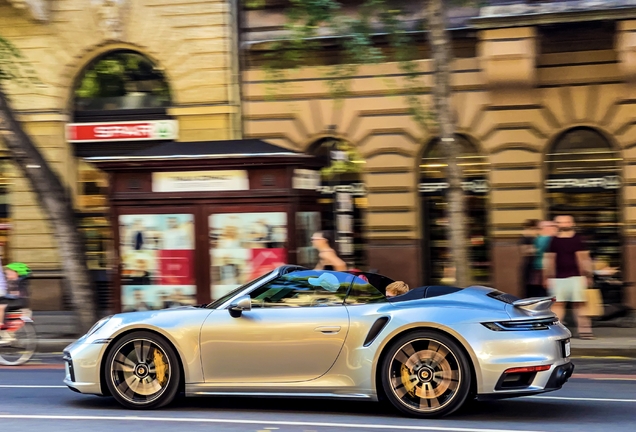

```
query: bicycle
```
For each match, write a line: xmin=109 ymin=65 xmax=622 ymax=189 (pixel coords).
xmin=0 ymin=298 xmax=37 ymax=366
xmin=0 ymin=262 xmax=37 ymax=366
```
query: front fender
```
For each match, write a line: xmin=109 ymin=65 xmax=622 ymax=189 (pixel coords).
xmin=95 ymin=308 xmax=213 ymax=384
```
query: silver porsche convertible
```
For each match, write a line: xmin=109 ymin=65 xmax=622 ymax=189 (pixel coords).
xmin=63 ymin=265 xmax=574 ymax=418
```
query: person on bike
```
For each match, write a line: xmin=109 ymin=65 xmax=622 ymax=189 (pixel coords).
xmin=0 ymin=262 xmax=31 ymax=337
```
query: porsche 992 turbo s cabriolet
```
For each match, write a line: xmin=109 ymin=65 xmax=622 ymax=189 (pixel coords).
xmin=63 ymin=265 xmax=574 ymax=418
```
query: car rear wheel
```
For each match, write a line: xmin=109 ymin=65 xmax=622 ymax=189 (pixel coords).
xmin=105 ymin=331 xmax=180 ymax=409
xmin=380 ymin=330 xmax=472 ymax=418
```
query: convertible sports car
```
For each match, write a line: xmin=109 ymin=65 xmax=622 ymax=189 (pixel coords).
xmin=64 ymin=265 xmax=574 ymax=418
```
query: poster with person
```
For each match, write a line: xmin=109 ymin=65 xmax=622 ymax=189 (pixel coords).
xmin=119 ymin=214 xmax=196 ymax=311
xmin=210 ymin=212 xmax=287 ymax=300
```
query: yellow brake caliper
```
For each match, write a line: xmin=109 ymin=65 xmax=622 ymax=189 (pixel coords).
xmin=400 ymin=364 xmax=417 ymax=397
xmin=153 ymin=349 xmax=168 ymax=386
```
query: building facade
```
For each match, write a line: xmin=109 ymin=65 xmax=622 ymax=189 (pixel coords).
xmin=1 ymin=0 xmax=242 ymax=310
xmin=241 ymin=2 xmax=636 ymax=308
xmin=2 ymin=1 xmax=636 ymax=311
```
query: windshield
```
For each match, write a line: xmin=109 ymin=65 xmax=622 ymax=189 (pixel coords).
xmin=206 ymin=271 xmax=275 ymax=309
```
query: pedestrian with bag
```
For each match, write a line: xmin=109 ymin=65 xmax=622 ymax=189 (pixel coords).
xmin=543 ymin=215 xmax=594 ymax=339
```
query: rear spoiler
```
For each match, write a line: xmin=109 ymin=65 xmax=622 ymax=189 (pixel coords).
xmin=512 ymin=296 xmax=556 ymax=314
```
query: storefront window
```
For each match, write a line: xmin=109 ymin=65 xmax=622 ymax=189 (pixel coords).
xmin=296 ymin=211 xmax=321 ymax=268
xmin=545 ymin=127 xmax=622 ymax=269
xmin=119 ymin=213 xmax=196 ymax=311
xmin=312 ymin=138 xmax=367 ymax=269
xmin=77 ymin=161 xmax=112 ymax=270
xmin=0 ymin=160 xmax=11 ymax=263
xmin=74 ymin=50 xmax=171 ymax=112
xmin=209 ymin=212 xmax=287 ymax=300
xmin=419 ymin=136 xmax=490 ymax=285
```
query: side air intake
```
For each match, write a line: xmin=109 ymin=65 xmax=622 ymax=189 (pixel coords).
xmin=363 ymin=317 xmax=390 ymax=347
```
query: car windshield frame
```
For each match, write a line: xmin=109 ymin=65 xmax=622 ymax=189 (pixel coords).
xmin=206 ymin=267 xmax=391 ymax=309
xmin=206 ymin=271 xmax=277 ymax=309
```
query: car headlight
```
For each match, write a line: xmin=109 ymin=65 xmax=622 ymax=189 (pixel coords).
xmin=86 ymin=316 xmax=112 ymax=337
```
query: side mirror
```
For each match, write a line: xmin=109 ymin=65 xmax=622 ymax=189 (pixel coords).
xmin=228 ymin=295 xmax=252 ymax=318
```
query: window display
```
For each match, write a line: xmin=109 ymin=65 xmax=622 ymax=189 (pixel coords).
xmin=546 ymin=128 xmax=622 ymax=269
xmin=312 ymin=138 xmax=367 ymax=269
xmin=296 ymin=211 xmax=321 ymax=268
xmin=209 ymin=212 xmax=287 ymax=300
xmin=119 ymin=213 xmax=196 ymax=311
xmin=420 ymin=136 xmax=491 ymax=285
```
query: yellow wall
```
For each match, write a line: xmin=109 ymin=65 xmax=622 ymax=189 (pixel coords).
xmin=243 ymin=25 xmax=636 ymax=241
xmin=0 ymin=0 xmax=239 ymax=269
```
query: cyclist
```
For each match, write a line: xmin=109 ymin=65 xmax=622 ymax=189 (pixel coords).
xmin=0 ymin=262 xmax=31 ymax=345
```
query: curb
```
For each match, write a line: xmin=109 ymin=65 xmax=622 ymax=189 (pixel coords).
xmin=572 ymin=347 xmax=636 ymax=358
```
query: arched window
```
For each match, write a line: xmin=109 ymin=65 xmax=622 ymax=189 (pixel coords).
xmin=419 ymin=135 xmax=490 ymax=284
xmin=545 ymin=127 xmax=622 ymax=269
xmin=311 ymin=137 xmax=367 ymax=269
xmin=73 ymin=50 xmax=171 ymax=112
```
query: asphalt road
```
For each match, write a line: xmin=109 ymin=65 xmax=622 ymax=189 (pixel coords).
xmin=0 ymin=357 xmax=634 ymax=432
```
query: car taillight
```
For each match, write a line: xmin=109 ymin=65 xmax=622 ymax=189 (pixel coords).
xmin=482 ymin=318 xmax=558 ymax=331
xmin=504 ymin=365 xmax=551 ymax=374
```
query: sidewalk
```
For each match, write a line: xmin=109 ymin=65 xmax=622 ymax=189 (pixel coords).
xmin=31 ymin=312 xmax=636 ymax=357
xmin=570 ymin=327 xmax=636 ymax=357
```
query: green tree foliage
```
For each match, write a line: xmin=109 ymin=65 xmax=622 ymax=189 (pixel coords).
xmin=250 ymin=0 xmax=475 ymax=285
xmin=0 ymin=36 xmax=38 ymax=85
xmin=258 ymin=0 xmax=430 ymax=125
xmin=75 ymin=51 xmax=170 ymax=100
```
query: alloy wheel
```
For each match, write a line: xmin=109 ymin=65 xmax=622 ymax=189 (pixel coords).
xmin=110 ymin=338 xmax=172 ymax=405
xmin=387 ymin=337 xmax=463 ymax=414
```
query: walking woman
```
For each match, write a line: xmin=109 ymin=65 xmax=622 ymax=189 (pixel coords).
xmin=312 ymin=231 xmax=347 ymax=271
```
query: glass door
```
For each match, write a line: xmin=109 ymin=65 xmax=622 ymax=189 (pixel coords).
xmin=208 ymin=211 xmax=288 ymax=301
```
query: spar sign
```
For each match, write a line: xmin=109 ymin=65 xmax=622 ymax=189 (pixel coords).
xmin=66 ymin=120 xmax=178 ymax=143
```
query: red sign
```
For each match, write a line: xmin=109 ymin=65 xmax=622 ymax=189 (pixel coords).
xmin=158 ymin=250 xmax=194 ymax=286
xmin=249 ymin=248 xmax=287 ymax=280
xmin=66 ymin=120 xmax=178 ymax=143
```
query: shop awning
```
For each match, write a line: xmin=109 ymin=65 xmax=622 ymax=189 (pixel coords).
xmin=82 ymin=139 xmax=307 ymax=162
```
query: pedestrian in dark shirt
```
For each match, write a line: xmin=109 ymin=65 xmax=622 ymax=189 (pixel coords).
xmin=543 ymin=215 xmax=594 ymax=339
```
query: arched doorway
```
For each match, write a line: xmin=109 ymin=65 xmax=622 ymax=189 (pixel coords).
xmin=71 ymin=50 xmax=172 ymax=311
xmin=311 ymin=137 xmax=367 ymax=269
xmin=419 ymin=136 xmax=490 ymax=285
xmin=545 ymin=127 xmax=622 ymax=270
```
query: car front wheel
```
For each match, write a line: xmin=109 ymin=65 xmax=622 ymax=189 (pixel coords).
xmin=380 ymin=330 xmax=472 ymax=418
xmin=105 ymin=331 xmax=181 ymax=409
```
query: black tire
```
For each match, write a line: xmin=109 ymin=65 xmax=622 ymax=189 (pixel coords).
xmin=380 ymin=330 xmax=472 ymax=418
xmin=105 ymin=331 xmax=181 ymax=409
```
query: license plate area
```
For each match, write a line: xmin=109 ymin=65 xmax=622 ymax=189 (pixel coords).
xmin=560 ymin=339 xmax=571 ymax=358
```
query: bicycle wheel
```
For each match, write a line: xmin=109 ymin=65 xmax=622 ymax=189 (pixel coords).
xmin=0 ymin=321 xmax=37 ymax=366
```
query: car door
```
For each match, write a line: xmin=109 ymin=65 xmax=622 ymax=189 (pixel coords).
xmin=200 ymin=270 xmax=353 ymax=383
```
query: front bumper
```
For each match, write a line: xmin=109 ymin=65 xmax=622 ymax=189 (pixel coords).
xmin=63 ymin=340 xmax=108 ymax=395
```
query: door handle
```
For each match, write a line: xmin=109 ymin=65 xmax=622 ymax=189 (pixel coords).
xmin=315 ymin=326 xmax=341 ymax=334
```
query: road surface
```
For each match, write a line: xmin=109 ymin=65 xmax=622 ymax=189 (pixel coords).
xmin=0 ymin=356 xmax=634 ymax=432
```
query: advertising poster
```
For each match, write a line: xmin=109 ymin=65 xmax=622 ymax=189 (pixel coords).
xmin=296 ymin=211 xmax=320 ymax=268
xmin=119 ymin=214 xmax=196 ymax=311
xmin=210 ymin=212 xmax=287 ymax=300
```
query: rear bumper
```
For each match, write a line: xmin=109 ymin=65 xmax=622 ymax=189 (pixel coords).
xmin=477 ymin=362 xmax=574 ymax=401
